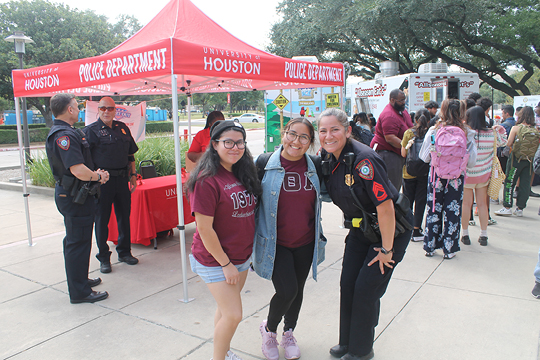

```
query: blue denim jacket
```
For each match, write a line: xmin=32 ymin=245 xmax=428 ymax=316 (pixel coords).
xmin=252 ymin=147 xmax=326 ymax=281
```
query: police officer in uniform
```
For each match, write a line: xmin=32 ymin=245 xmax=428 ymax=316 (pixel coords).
xmin=318 ymin=108 xmax=412 ymax=360
xmin=85 ymin=97 xmax=139 ymax=273
xmin=46 ymin=93 xmax=110 ymax=304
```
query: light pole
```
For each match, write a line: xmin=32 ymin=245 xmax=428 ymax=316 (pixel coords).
xmin=5 ymin=31 xmax=34 ymax=164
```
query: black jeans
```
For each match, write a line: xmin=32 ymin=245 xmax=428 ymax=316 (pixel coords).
xmin=95 ymin=175 xmax=132 ymax=263
xmin=267 ymin=241 xmax=315 ymax=333
xmin=338 ymin=212 xmax=412 ymax=356
xmin=403 ymin=176 xmax=428 ymax=229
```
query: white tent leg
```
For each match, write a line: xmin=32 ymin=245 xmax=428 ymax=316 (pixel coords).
xmin=172 ymin=75 xmax=194 ymax=303
xmin=187 ymin=96 xmax=192 ymax=144
xmin=15 ymin=97 xmax=33 ymax=247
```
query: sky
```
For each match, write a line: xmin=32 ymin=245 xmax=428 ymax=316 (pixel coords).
xmin=16 ymin=0 xmax=283 ymax=50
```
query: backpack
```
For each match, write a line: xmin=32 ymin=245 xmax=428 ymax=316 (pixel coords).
xmin=350 ymin=121 xmax=374 ymax=146
xmin=511 ymin=124 xmax=540 ymax=163
xmin=405 ymin=130 xmax=430 ymax=177
xmin=430 ymin=126 xmax=469 ymax=180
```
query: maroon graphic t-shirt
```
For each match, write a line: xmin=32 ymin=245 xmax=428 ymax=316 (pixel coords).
xmin=190 ymin=165 xmax=257 ymax=266
xmin=277 ymin=155 xmax=316 ymax=248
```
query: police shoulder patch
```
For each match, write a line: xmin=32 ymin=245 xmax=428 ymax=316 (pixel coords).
xmin=57 ymin=136 xmax=70 ymax=150
xmin=355 ymin=159 xmax=374 ymax=180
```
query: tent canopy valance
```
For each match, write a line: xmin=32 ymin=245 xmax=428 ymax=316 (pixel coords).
xmin=11 ymin=0 xmax=344 ymax=98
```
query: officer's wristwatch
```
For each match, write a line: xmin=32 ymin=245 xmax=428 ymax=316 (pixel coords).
xmin=130 ymin=173 xmax=137 ymax=178
xmin=380 ymin=247 xmax=393 ymax=255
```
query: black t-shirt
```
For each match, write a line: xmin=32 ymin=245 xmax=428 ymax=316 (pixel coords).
xmin=85 ymin=118 xmax=138 ymax=170
xmin=321 ymin=139 xmax=398 ymax=217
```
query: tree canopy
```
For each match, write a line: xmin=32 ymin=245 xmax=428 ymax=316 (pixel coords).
xmin=268 ymin=0 xmax=540 ymax=97
xmin=0 ymin=0 xmax=141 ymax=125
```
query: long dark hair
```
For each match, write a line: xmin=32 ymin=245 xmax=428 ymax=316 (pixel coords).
xmin=413 ymin=109 xmax=431 ymax=138
xmin=466 ymin=106 xmax=488 ymax=131
xmin=438 ymin=98 xmax=466 ymax=131
xmin=186 ymin=129 xmax=262 ymax=197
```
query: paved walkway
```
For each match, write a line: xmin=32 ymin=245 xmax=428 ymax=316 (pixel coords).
xmin=1 ymin=182 xmax=540 ymax=359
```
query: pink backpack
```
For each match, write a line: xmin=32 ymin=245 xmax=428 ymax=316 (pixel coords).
xmin=430 ymin=126 xmax=469 ymax=180
xmin=429 ymin=126 xmax=469 ymax=207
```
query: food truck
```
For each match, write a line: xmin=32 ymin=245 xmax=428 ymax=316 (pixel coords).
xmin=347 ymin=62 xmax=480 ymax=119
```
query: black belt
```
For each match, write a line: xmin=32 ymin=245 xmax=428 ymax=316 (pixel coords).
xmin=104 ymin=168 xmax=128 ymax=177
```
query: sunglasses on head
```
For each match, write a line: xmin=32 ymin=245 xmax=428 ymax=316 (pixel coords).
xmin=98 ymin=106 xmax=116 ymax=112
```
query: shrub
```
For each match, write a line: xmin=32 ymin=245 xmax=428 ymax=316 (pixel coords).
xmin=146 ymin=121 xmax=173 ymax=133
xmin=135 ymin=135 xmax=188 ymax=176
xmin=1 ymin=124 xmax=46 ymax=130
xmin=27 ymin=151 xmax=55 ymax=187
xmin=0 ymin=129 xmax=18 ymax=144
xmin=26 ymin=135 xmax=188 ymax=187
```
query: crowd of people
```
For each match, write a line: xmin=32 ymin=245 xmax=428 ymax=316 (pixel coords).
xmin=47 ymin=92 xmax=540 ymax=360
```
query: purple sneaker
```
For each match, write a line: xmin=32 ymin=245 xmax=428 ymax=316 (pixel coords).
xmin=281 ymin=329 xmax=301 ymax=359
xmin=259 ymin=320 xmax=279 ymax=360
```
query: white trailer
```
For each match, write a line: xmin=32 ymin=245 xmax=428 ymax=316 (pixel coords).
xmin=347 ymin=63 xmax=479 ymax=119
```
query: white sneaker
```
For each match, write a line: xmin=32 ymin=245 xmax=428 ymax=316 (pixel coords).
xmin=513 ymin=208 xmax=523 ymax=217
xmin=259 ymin=320 xmax=279 ymax=360
xmin=494 ymin=207 xmax=512 ymax=216
xmin=281 ymin=329 xmax=301 ymax=359
xmin=225 ymin=350 xmax=243 ymax=360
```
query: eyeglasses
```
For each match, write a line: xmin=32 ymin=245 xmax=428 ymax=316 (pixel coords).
xmin=215 ymin=139 xmax=246 ymax=149
xmin=285 ymin=131 xmax=311 ymax=145
xmin=98 ymin=106 xmax=116 ymax=112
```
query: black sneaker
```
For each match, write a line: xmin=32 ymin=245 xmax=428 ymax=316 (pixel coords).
xmin=530 ymin=190 xmax=540 ymax=198
xmin=461 ymin=235 xmax=471 ymax=245
xmin=411 ymin=228 xmax=424 ymax=242
xmin=478 ymin=236 xmax=488 ymax=246
xmin=533 ymin=282 xmax=540 ymax=299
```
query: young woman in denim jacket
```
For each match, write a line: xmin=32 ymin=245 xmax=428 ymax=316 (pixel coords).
xmin=253 ymin=118 xmax=326 ymax=360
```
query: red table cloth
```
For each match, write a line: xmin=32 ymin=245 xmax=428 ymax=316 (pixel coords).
xmin=107 ymin=173 xmax=195 ymax=246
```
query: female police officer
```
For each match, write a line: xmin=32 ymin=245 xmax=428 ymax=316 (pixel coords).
xmin=318 ymin=108 xmax=412 ymax=360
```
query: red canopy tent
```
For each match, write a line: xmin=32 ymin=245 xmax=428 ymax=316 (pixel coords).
xmin=10 ymin=0 xmax=344 ymax=302
xmin=12 ymin=0 xmax=344 ymax=97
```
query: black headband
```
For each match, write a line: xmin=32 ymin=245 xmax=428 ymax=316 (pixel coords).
xmin=210 ymin=120 xmax=246 ymax=140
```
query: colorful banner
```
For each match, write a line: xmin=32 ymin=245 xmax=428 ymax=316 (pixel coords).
xmin=85 ymin=101 xmax=146 ymax=142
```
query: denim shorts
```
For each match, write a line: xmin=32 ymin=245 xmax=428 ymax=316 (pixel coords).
xmin=189 ymin=254 xmax=251 ymax=284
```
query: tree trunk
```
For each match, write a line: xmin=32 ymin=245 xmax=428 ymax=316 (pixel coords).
xmin=27 ymin=97 xmax=53 ymax=127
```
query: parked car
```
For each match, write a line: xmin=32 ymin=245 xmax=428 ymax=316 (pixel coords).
xmin=233 ymin=113 xmax=265 ymax=123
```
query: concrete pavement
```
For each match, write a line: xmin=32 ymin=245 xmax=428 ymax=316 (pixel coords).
xmin=1 ymin=182 xmax=540 ymax=359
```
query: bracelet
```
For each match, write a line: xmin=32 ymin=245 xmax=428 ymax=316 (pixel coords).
xmin=97 ymin=173 xmax=101 ymax=182
xmin=221 ymin=260 xmax=231 ymax=268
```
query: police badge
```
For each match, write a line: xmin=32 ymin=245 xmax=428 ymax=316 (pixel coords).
xmin=345 ymin=174 xmax=354 ymax=186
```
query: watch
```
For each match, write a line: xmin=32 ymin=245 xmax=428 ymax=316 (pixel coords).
xmin=130 ymin=173 xmax=137 ymax=178
xmin=380 ymin=247 xmax=393 ymax=255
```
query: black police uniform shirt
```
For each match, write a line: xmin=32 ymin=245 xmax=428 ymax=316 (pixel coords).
xmin=46 ymin=120 xmax=94 ymax=181
xmin=321 ymin=139 xmax=398 ymax=217
xmin=85 ymin=118 xmax=138 ymax=170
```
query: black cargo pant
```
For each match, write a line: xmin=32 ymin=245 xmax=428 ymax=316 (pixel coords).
xmin=55 ymin=184 xmax=95 ymax=300
xmin=338 ymin=212 xmax=412 ymax=357
xmin=94 ymin=175 xmax=132 ymax=263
